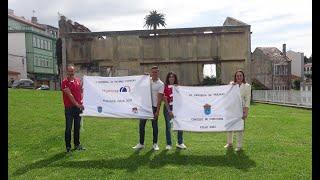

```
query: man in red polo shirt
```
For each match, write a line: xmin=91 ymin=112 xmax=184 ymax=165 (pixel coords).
xmin=62 ymin=64 xmax=86 ymax=153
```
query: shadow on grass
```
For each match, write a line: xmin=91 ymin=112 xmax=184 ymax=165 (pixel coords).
xmin=52 ymin=148 xmax=256 ymax=172
xmin=13 ymin=152 xmax=66 ymax=176
xmin=52 ymin=149 xmax=154 ymax=173
xmin=149 ymin=148 xmax=255 ymax=171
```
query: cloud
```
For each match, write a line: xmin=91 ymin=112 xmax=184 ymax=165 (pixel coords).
xmin=9 ymin=0 xmax=147 ymax=29
xmin=8 ymin=0 xmax=312 ymax=56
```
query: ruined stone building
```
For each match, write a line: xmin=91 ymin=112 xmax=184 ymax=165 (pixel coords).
xmin=251 ymin=44 xmax=292 ymax=90
xmin=59 ymin=16 xmax=251 ymax=85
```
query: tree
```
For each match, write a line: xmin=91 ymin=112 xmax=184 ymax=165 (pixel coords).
xmin=304 ymin=54 xmax=312 ymax=64
xmin=309 ymin=54 xmax=312 ymax=63
xmin=144 ymin=10 xmax=166 ymax=32
xmin=304 ymin=56 xmax=309 ymax=64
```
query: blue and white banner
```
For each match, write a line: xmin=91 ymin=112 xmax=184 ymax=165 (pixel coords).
xmin=82 ymin=75 xmax=154 ymax=119
xmin=172 ymin=85 xmax=243 ymax=132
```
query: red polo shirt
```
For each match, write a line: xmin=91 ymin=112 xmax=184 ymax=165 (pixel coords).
xmin=61 ymin=77 xmax=83 ymax=107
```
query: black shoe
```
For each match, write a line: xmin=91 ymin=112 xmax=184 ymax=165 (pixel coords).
xmin=75 ymin=145 xmax=86 ymax=151
xmin=66 ymin=147 xmax=71 ymax=153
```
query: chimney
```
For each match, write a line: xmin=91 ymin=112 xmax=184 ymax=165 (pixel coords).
xmin=8 ymin=9 xmax=14 ymax=15
xmin=67 ymin=19 xmax=73 ymax=24
xmin=60 ymin=15 xmax=66 ymax=21
xmin=31 ymin=16 xmax=38 ymax=24
xmin=282 ymin=44 xmax=286 ymax=57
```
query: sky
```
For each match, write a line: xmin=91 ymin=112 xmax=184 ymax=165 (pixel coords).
xmin=8 ymin=0 xmax=312 ymax=76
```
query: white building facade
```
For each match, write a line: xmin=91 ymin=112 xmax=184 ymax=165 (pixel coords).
xmin=286 ymin=50 xmax=304 ymax=79
xmin=8 ymin=32 xmax=27 ymax=81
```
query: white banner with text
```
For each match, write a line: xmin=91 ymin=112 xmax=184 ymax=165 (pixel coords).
xmin=172 ymin=85 xmax=243 ymax=132
xmin=82 ymin=75 xmax=154 ymax=119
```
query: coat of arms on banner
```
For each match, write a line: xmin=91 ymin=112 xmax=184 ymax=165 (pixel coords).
xmin=120 ymin=86 xmax=131 ymax=92
xmin=203 ymin=104 xmax=211 ymax=115
xmin=132 ymin=107 xmax=138 ymax=113
xmin=97 ymin=106 xmax=102 ymax=113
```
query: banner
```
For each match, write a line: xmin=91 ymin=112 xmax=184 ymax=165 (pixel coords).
xmin=172 ymin=85 xmax=243 ymax=132
xmin=82 ymin=75 xmax=154 ymax=119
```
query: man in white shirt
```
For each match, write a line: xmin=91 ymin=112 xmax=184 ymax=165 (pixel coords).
xmin=133 ymin=66 xmax=164 ymax=151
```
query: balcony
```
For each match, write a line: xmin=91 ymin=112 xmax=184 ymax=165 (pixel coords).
xmin=304 ymin=71 xmax=312 ymax=75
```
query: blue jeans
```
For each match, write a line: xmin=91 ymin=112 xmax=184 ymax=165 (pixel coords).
xmin=139 ymin=106 xmax=158 ymax=145
xmin=65 ymin=106 xmax=82 ymax=149
xmin=163 ymin=105 xmax=183 ymax=145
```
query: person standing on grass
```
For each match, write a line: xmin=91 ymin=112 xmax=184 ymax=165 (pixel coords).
xmin=224 ymin=70 xmax=251 ymax=152
xmin=133 ymin=66 xmax=164 ymax=151
xmin=162 ymin=72 xmax=187 ymax=150
xmin=61 ymin=64 xmax=86 ymax=153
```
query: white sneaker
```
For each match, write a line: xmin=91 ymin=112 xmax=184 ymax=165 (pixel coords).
xmin=132 ymin=143 xmax=144 ymax=149
xmin=166 ymin=145 xmax=172 ymax=150
xmin=224 ymin=143 xmax=233 ymax=149
xmin=235 ymin=147 xmax=242 ymax=152
xmin=153 ymin=143 xmax=160 ymax=151
xmin=176 ymin=143 xmax=187 ymax=149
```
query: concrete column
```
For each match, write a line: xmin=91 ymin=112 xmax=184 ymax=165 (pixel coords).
xmin=62 ymin=37 xmax=66 ymax=80
xmin=192 ymin=36 xmax=201 ymax=84
xmin=215 ymin=62 xmax=222 ymax=84
xmin=216 ymin=35 xmax=222 ymax=84
xmin=112 ymin=36 xmax=119 ymax=76
xmin=154 ymin=36 xmax=160 ymax=58
xmin=246 ymin=27 xmax=252 ymax=84
xmin=139 ymin=36 xmax=144 ymax=74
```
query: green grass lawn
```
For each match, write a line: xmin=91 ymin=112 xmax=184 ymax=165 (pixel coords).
xmin=9 ymin=89 xmax=312 ymax=179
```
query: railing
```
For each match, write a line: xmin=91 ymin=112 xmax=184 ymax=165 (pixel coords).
xmin=252 ymin=90 xmax=312 ymax=108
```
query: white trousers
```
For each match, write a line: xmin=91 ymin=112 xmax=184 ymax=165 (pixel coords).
xmin=227 ymin=131 xmax=244 ymax=148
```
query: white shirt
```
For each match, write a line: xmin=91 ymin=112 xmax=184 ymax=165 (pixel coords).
xmin=150 ymin=78 xmax=164 ymax=107
xmin=230 ymin=81 xmax=251 ymax=108
xmin=239 ymin=83 xmax=251 ymax=108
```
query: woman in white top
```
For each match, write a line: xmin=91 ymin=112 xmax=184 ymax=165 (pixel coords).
xmin=224 ymin=70 xmax=251 ymax=152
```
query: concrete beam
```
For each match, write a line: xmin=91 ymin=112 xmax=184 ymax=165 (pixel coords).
xmin=140 ymin=58 xmax=244 ymax=64
xmin=65 ymin=26 xmax=249 ymax=38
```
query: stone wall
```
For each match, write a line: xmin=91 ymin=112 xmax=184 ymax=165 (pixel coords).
xmin=60 ymin=17 xmax=251 ymax=85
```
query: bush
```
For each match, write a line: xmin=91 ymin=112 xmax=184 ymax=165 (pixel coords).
xmin=251 ymin=81 xmax=268 ymax=90
xmin=201 ymin=76 xmax=217 ymax=85
xmin=293 ymin=79 xmax=300 ymax=90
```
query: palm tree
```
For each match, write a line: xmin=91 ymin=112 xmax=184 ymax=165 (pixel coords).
xmin=144 ymin=10 xmax=166 ymax=33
